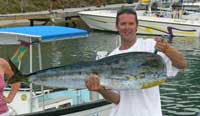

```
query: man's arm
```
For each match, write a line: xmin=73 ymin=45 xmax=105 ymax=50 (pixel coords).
xmin=155 ymin=37 xmax=187 ymax=69
xmin=163 ymin=45 xmax=187 ymax=69
xmin=85 ymin=75 xmax=120 ymax=105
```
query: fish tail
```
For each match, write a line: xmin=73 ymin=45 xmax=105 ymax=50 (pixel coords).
xmin=7 ymin=58 xmax=29 ymax=84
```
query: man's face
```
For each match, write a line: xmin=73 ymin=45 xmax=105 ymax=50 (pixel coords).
xmin=116 ymin=13 xmax=138 ymax=42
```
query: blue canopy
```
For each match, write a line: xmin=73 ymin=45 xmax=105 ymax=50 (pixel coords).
xmin=0 ymin=26 xmax=88 ymax=43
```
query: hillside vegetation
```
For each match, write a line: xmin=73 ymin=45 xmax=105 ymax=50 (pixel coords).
xmin=0 ymin=0 xmax=131 ymax=14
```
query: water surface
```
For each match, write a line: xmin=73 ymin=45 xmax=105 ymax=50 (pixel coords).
xmin=0 ymin=31 xmax=200 ymax=115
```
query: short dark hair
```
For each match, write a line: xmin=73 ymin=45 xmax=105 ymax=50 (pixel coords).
xmin=116 ymin=7 xmax=138 ymax=25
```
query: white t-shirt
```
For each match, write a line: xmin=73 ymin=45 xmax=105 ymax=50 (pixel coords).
xmin=108 ymin=38 xmax=179 ymax=116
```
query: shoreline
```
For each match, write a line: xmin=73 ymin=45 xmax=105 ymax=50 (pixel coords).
xmin=0 ymin=3 xmax=136 ymax=27
xmin=0 ymin=0 xmax=128 ymax=14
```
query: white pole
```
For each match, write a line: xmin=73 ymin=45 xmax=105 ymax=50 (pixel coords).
xmin=76 ymin=89 xmax=81 ymax=104
xmin=18 ymin=61 xmax=21 ymax=69
xmin=15 ymin=35 xmax=22 ymax=69
xmin=6 ymin=0 xmax=9 ymax=14
xmin=41 ymin=85 xmax=45 ymax=110
xmin=37 ymin=40 xmax=45 ymax=110
xmin=29 ymin=37 xmax=33 ymax=113
xmin=38 ymin=43 xmax=42 ymax=70
xmin=20 ymin=0 xmax=24 ymax=13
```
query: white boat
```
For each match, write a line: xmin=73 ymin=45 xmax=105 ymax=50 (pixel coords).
xmin=183 ymin=1 xmax=200 ymax=11
xmin=4 ymin=88 xmax=73 ymax=115
xmin=0 ymin=26 xmax=88 ymax=115
xmin=78 ymin=9 xmax=200 ymax=37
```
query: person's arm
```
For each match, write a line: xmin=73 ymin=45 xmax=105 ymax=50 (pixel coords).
xmin=3 ymin=59 xmax=21 ymax=104
xmin=155 ymin=37 xmax=187 ymax=69
xmin=85 ymin=75 xmax=120 ymax=105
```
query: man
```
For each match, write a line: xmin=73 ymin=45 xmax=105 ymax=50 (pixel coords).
xmin=85 ymin=8 xmax=187 ymax=116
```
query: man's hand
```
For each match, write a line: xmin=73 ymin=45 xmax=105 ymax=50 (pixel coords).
xmin=155 ymin=36 xmax=171 ymax=53
xmin=155 ymin=36 xmax=187 ymax=69
xmin=85 ymin=74 xmax=120 ymax=104
xmin=85 ymin=74 xmax=105 ymax=92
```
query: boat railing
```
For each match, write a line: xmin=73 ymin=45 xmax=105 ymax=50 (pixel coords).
xmin=136 ymin=0 xmax=200 ymax=21
xmin=17 ymin=99 xmax=111 ymax=116
xmin=34 ymin=89 xmax=50 ymax=95
xmin=142 ymin=8 xmax=200 ymax=21
xmin=4 ymin=87 xmax=30 ymax=91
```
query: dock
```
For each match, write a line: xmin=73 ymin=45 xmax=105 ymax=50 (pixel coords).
xmin=0 ymin=3 xmax=136 ymax=27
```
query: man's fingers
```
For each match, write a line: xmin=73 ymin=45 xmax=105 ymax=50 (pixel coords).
xmin=95 ymin=77 xmax=100 ymax=90
xmin=155 ymin=39 xmax=170 ymax=53
xmin=155 ymin=36 xmax=161 ymax=42
xmin=155 ymin=36 xmax=168 ymax=43
xmin=85 ymin=74 xmax=101 ymax=91
xmin=85 ymin=79 xmax=90 ymax=88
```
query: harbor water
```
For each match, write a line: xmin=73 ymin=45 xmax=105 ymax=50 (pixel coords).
xmin=0 ymin=31 xmax=200 ymax=116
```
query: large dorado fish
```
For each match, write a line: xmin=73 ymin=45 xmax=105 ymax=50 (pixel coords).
xmin=8 ymin=52 xmax=169 ymax=90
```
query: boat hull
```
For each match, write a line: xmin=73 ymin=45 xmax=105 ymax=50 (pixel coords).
xmin=79 ymin=10 xmax=200 ymax=37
